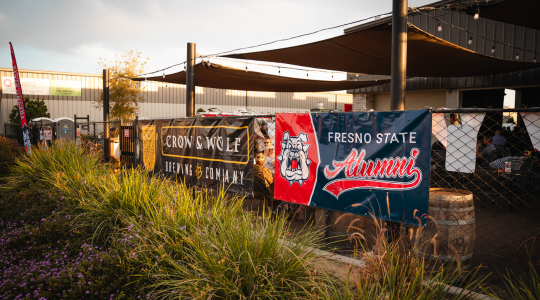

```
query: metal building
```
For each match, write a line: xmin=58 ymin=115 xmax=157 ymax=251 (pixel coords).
xmin=345 ymin=0 xmax=540 ymax=111
xmin=0 ymin=68 xmax=352 ymax=134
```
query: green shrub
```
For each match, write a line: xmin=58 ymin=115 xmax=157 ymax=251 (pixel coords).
xmin=0 ymin=181 xmax=144 ymax=299
xmin=0 ymin=136 xmax=25 ymax=175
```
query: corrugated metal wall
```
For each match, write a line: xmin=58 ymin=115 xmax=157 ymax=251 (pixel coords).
xmin=1 ymin=69 xmax=351 ymax=133
xmin=347 ymin=9 xmax=540 ymax=93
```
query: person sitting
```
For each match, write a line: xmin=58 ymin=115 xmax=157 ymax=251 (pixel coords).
xmin=254 ymin=151 xmax=274 ymax=202
xmin=476 ymin=135 xmax=496 ymax=166
xmin=260 ymin=122 xmax=268 ymax=136
xmin=492 ymin=128 xmax=507 ymax=150
xmin=263 ymin=137 xmax=275 ymax=174
xmin=449 ymin=113 xmax=461 ymax=125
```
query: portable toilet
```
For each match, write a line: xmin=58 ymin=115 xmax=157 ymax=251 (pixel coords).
xmin=54 ymin=117 xmax=75 ymax=140
xmin=30 ymin=117 xmax=55 ymax=146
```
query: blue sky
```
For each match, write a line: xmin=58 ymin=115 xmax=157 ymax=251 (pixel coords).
xmin=1 ymin=0 xmax=433 ymax=81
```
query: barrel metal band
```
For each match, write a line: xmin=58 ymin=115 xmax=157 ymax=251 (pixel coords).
xmin=418 ymin=251 xmax=473 ymax=262
xmin=436 ymin=218 xmax=475 ymax=226
xmin=429 ymin=206 xmax=474 ymax=212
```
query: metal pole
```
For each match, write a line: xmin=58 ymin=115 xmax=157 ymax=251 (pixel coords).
xmin=103 ymin=69 xmax=110 ymax=162
xmin=390 ymin=0 xmax=408 ymax=111
xmin=133 ymin=116 xmax=138 ymax=167
xmin=186 ymin=43 xmax=196 ymax=117
xmin=74 ymin=114 xmax=77 ymax=141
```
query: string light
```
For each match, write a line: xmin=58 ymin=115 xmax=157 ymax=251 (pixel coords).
xmin=474 ymin=8 xmax=479 ymax=20
xmin=516 ymin=53 xmax=520 ymax=60
xmin=437 ymin=23 xmax=442 ymax=32
xmin=306 ymin=71 xmax=309 ymax=78
xmin=468 ymin=36 xmax=473 ymax=45
xmin=491 ymin=46 xmax=495 ymax=54
xmin=163 ymin=71 xmax=165 ymax=78
xmin=278 ymin=67 xmax=281 ymax=75
xmin=184 ymin=64 xmax=186 ymax=71
xmin=412 ymin=7 xmax=540 ymax=61
xmin=205 ymin=12 xmax=393 ymax=57
xmin=246 ymin=64 xmax=248 ymax=72
xmin=211 ymin=56 xmax=345 ymax=76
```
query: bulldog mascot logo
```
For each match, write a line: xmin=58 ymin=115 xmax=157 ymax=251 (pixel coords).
xmin=277 ymin=131 xmax=312 ymax=186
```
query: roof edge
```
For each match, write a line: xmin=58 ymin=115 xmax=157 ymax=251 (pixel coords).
xmin=0 ymin=68 xmax=100 ymax=77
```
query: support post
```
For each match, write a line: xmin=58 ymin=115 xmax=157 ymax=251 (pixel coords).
xmin=74 ymin=114 xmax=77 ymax=140
xmin=103 ymin=69 xmax=110 ymax=162
xmin=186 ymin=43 xmax=196 ymax=117
xmin=133 ymin=116 xmax=138 ymax=167
xmin=390 ymin=0 xmax=408 ymax=111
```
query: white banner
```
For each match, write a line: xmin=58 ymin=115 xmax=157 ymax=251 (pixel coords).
xmin=446 ymin=125 xmax=478 ymax=173
xmin=2 ymin=77 xmax=49 ymax=95
xmin=520 ymin=112 xmax=540 ymax=152
xmin=432 ymin=113 xmax=447 ymax=147
xmin=462 ymin=113 xmax=485 ymax=132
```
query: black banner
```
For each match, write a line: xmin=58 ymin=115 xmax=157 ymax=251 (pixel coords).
xmin=137 ymin=117 xmax=254 ymax=195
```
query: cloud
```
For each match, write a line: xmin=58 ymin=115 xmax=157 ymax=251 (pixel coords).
xmin=0 ymin=0 xmax=434 ymax=74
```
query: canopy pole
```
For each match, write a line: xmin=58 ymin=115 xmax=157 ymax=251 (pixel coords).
xmin=103 ymin=69 xmax=110 ymax=162
xmin=186 ymin=43 xmax=196 ymax=117
xmin=390 ymin=0 xmax=407 ymax=111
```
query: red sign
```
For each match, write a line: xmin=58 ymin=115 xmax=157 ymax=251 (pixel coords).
xmin=3 ymin=78 xmax=12 ymax=87
xmin=124 ymin=129 xmax=129 ymax=138
xmin=10 ymin=42 xmax=32 ymax=155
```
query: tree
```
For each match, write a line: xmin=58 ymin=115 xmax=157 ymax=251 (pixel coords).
xmin=9 ymin=97 xmax=51 ymax=124
xmin=94 ymin=50 xmax=149 ymax=122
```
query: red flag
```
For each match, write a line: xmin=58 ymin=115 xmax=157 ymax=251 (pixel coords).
xmin=9 ymin=42 xmax=32 ymax=154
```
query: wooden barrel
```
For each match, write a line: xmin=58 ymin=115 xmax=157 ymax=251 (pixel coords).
xmin=420 ymin=188 xmax=476 ymax=269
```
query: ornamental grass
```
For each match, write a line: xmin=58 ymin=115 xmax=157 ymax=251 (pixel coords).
xmin=1 ymin=141 xmax=324 ymax=299
xmin=2 ymin=140 xmax=538 ymax=299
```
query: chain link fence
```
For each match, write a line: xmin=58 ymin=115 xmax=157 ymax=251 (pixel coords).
xmin=9 ymin=110 xmax=538 ymax=287
xmin=428 ymin=108 xmax=540 ymax=286
xmin=75 ymin=121 xmax=121 ymax=162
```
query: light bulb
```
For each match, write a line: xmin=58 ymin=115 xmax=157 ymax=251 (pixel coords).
xmin=278 ymin=67 xmax=281 ymax=75
xmin=163 ymin=71 xmax=165 ymax=78
xmin=437 ymin=23 xmax=442 ymax=32
xmin=468 ymin=37 xmax=473 ymax=45
xmin=215 ymin=88 xmax=217 ymax=92
xmin=306 ymin=71 xmax=309 ymax=78
xmin=474 ymin=9 xmax=479 ymax=20
xmin=246 ymin=64 xmax=248 ymax=72
xmin=166 ymin=84 xmax=168 ymax=89
xmin=534 ymin=57 xmax=537 ymax=63
xmin=491 ymin=46 xmax=495 ymax=54
xmin=184 ymin=64 xmax=186 ymax=71
xmin=331 ymin=73 xmax=334 ymax=80
xmin=516 ymin=53 xmax=520 ymax=60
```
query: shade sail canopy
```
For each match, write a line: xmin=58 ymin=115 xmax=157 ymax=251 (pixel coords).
xmin=462 ymin=0 xmax=540 ymax=30
xmin=225 ymin=23 xmax=538 ymax=77
xmin=132 ymin=62 xmax=389 ymax=92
